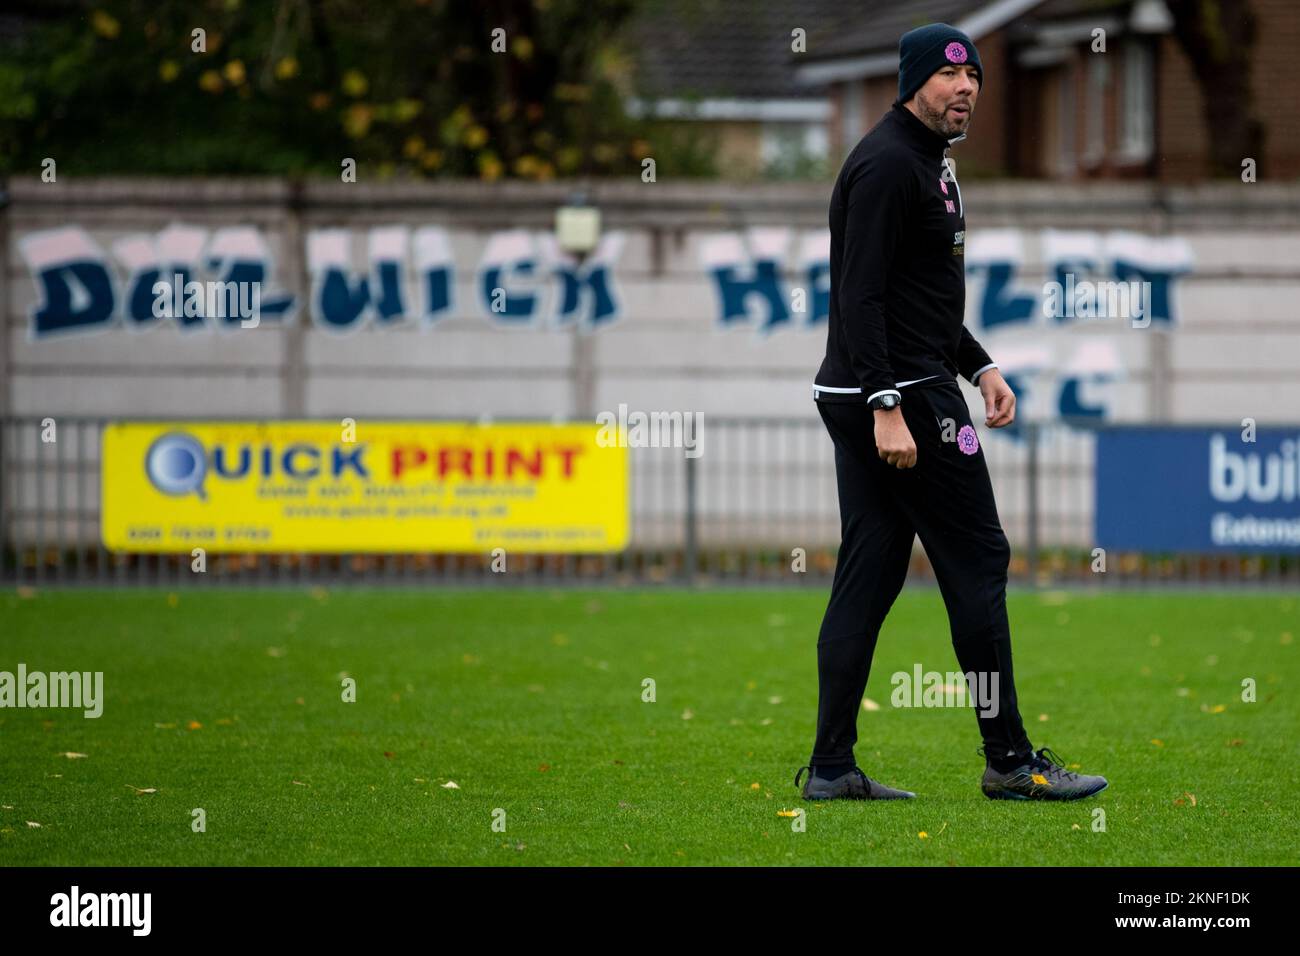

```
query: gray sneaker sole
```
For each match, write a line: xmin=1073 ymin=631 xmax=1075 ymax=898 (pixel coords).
xmin=982 ymin=779 xmax=1109 ymax=801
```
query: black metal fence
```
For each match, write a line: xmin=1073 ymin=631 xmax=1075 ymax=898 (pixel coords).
xmin=1 ymin=415 xmax=1297 ymax=588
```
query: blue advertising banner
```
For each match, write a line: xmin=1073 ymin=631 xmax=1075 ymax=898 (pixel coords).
xmin=1095 ymin=427 xmax=1300 ymax=551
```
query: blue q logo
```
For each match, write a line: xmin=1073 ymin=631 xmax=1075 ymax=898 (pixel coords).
xmin=145 ymin=432 xmax=208 ymax=500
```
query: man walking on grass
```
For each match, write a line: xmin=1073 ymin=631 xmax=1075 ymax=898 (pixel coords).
xmin=793 ymin=23 xmax=1108 ymax=803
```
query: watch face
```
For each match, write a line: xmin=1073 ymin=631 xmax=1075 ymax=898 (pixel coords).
xmin=875 ymin=394 xmax=898 ymax=409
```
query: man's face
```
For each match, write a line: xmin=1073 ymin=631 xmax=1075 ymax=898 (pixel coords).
xmin=907 ymin=64 xmax=979 ymax=138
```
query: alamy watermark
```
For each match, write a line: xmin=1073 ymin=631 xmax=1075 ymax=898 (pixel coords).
xmin=0 ymin=663 xmax=103 ymax=718
xmin=890 ymin=664 xmax=999 ymax=717
xmin=595 ymin=403 xmax=703 ymax=458
xmin=1042 ymin=274 xmax=1153 ymax=327
xmin=152 ymin=273 xmax=262 ymax=327
xmin=49 ymin=886 xmax=150 ymax=935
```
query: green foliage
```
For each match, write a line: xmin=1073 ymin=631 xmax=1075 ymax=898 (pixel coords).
xmin=0 ymin=0 xmax=716 ymax=178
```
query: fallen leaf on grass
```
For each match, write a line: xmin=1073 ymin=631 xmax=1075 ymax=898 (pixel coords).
xmin=1173 ymin=792 xmax=1198 ymax=807
xmin=186 ymin=721 xmax=202 ymax=730
xmin=777 ymin=809 xmax=800 ymax=818
xmin=292 ymin=780 xmax=309 ymax=787
xmin=441 ymin=780 xmax=460 ymax=789
xmin=154 ymin=723 xmax=177 ymax=730
xmin=125 ymin=786 xmax=157 ymax=795
xmin=57 ymin=752 xmax=87 ymax=759
xmin=26 ymin=821 xmax=41 ymax=828
xmin=861 ymin=698 xmax=880 ymax=711
xmin=538 ymin=763 xmax=550 ymax=772
xmin=1151 ymin=739 xmax=1164 ymax=747
xmin=1200 ymin=703 xmax=1227 ymax=714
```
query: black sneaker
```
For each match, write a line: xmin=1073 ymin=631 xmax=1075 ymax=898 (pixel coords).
xmin=979 ymin=746 xmax=1108 ymax=801
xmin=794 ymin=765 xmax=916 ymax=800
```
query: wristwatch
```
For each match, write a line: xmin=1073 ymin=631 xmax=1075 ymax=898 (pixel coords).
xmin=869 ymin=393 xmax=901 ymax=411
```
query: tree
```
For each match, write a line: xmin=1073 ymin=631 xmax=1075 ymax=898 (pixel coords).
xmin=1165 ymin=0 xmax=1265 ymax=177
xmin=0 ymin=0 xmax=715 ymax=178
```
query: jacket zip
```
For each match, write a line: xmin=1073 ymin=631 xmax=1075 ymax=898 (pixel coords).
xmin=943 ymin=130 xmax=966 ymax=218
xmin=942 ymin=155 xmax=963 ymax=218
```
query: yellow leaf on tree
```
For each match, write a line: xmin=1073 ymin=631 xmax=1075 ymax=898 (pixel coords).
xmin=91 ymin=10 xmax=120 ymax=38
xmin=342 ymin=70 xmax=369 ymax=97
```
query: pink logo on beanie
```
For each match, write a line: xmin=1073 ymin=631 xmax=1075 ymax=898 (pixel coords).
xmin=945 ymin=42 xmax=968 ymax=63
xmin=939 ymin=179 xmax=948 ymax=194
xmin=957 ymin=424 xmax=979 ymax=455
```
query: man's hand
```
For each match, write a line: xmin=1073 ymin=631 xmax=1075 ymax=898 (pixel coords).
xmin=978 ymin=369 xmax=1016 ymax=428
xmin=874 ymin=408 xmax=917 ymax=468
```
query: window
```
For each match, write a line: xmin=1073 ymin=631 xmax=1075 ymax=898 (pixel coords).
xmin=1081 ymin=53 xmax=1108 ymax=168
xmin=1119 ymin=39 xmax=1154 ymax=162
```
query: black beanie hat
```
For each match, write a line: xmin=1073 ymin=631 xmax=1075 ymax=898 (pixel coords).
xmin=897 ymin=22 xmax=983 ymax=105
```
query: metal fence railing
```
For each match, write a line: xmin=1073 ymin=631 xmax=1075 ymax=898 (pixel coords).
xmin=1 ymin=416 xmax=1297 ymax=588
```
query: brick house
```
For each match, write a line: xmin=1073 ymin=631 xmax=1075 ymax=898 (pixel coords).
xmin=793 ymin=0 xmax=1299 ymax=180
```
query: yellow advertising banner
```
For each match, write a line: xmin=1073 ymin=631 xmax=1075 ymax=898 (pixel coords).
xmin=101 ymin=421 xmax=629 ymax=553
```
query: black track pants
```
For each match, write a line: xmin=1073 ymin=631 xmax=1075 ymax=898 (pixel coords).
xmin=810 ymin=382 xmax=1033 ymax=767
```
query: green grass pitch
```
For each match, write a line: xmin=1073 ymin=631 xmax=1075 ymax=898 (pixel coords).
xmin=1 ymin=586 xmax=1296 ymax=865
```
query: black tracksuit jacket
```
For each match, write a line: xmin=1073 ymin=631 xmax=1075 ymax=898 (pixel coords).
xmin=813 ymin=102 xmax=997 ymax=405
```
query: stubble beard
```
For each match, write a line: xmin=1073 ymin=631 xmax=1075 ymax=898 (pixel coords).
xmin=914 ymin=89 xmax=973 ymax=139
